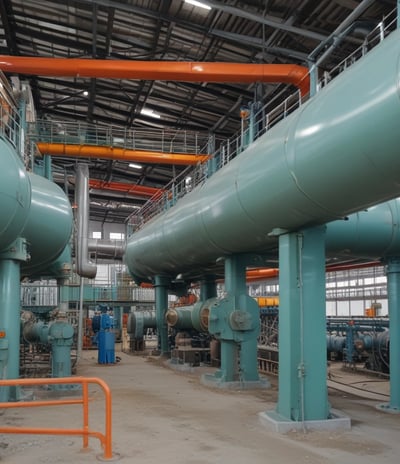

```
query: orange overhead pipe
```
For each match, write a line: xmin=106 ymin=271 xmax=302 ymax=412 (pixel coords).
xmin=36 ymin=142 xmax=210 ymax=166
xmin=246 ymin=261 xmax=381 ymax=282
xmin=89 ymin=179 xmax=163 ymax=198
xmin=0 ymin=57 xmax=310 ymax=96
xmin=246 ymin=268 xmax=279 ymax=281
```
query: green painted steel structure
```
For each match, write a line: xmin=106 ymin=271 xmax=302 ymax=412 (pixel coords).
xmin=326 ymin=199 xmax=400 ymax=258
xmin=124 ymin=29 xmax=400 ymax=419
xmin=277 ymin=227 xmax=329 ymax=421
xmin=381 ymin=257 xmax=400 ymax=413
xmin=126 ymin=30 xmax=400 ymax=281
xmin=154 ymin=276 xmax=170 ymax=355
xmin=20 ymin=173 xmax=73 ymax=277
xmin=0 ymin=139 xmax=31 ymax=253
xmin=206 ymin=255 xmax=261 ymax=385
xmin=0 ymin=239 xmax=28 ymax=401
xmin=0 ymin=130 xmax=72 ymax=401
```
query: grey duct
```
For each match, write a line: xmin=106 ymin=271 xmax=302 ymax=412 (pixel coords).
xmin=75 ymin=164 xmax=97 ymax=278
xmin=88 ymin=239 xmax=125 ymax=260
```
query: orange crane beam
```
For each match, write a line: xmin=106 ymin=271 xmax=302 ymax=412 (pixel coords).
xmin=0 ymin=57 xmax=310 ymax=96
xmin=36 ymin=143 xmax=210 ymax=166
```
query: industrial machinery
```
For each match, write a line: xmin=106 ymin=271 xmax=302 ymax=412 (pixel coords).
xmin=92 ymin=310 xmax=116 ymax=364
xmin=326 ymin=318 xmax=390 ymax=374
xmin=20 ymin=309 xmax=76 ymax=378
xmin=0 ymin=70 xmax=73 ymax=400
xmin=126 ymin=22 xmax=400 ymax=421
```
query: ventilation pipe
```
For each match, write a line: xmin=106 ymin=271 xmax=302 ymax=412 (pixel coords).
xmin=0 ymin=58 xmax=310 ymax=96
xmin=75 ymin=164 xmax=96 ymax=278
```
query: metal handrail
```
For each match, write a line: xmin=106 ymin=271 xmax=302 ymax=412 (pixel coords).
xmin=127 ymin=8 xmax=397 ymax=230
xmin=0 ymin=376 xmax=114 ymax=461
xmin=317 ymin=7 xmax=396 ymax=91
xmin=127 ymin=88 xmax=304 ymax=229
xmin=28 ymin=119 xmax=216 ymax=155
xmin=0 ymin=104 xmax=21 ymax=151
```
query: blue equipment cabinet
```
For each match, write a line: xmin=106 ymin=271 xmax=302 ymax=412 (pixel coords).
xmin=97 ymin=313 xmax=115 ymax=364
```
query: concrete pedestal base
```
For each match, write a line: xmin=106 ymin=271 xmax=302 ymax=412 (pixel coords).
xmin=259 ymin=409 xmax=351 ymax=433
xmin=201 ymin=372 xmax=270 ymax=390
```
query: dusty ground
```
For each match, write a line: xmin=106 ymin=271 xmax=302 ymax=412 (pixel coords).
xmin=0 ymin=349 xmax=399 ymax=463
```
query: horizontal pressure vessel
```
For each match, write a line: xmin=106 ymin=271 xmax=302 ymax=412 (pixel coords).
xmin=20 ymin=173 xmax=73 ymax=276
xmin=126 ymin=30 xmax=400 ymax=280
xmin=326 ymin=199 xmax=400 ymax=259
xmin=0 ymin=138 xmax=31 ymax=252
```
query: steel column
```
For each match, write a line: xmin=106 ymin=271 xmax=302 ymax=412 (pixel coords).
xmin=0 ymin=238 xmax=28 ymax=401
xmin=154 ymin=275 xmax=170 ymax=355
xmin=277 ymin=226 xmax=329 ymax=421
xmin=200 ymin=275 xmax=216 ymax=300
xmin=381 ymin=257 xmax=400 ymax=412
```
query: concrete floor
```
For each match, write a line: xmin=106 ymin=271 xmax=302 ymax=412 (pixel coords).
xmin=1 ymin=349 xmax=399 ymax=463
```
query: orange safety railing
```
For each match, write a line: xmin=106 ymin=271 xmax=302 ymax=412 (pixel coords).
xmin=0 ymin=376 xmax=114 ymax=460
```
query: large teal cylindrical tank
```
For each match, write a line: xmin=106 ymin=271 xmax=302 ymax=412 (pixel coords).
xmin=20 ymin=172 xmax=73 ymax=276
xmin=0 ymin=138 xmax=31 ymax=251
xmin=126 ymin=30 xmax=400 ymax=280
xmin=326 ymin=199 xmax=400 ymax=259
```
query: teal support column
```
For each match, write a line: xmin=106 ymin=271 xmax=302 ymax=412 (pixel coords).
xmin=200 ymin=275 xmax=216 ymax=300
xmin=0 ymin=238 xmax=28 ymax=401
xmin=205 ymin=255 xmax=264 ymax=388
xmin=43 ymin=155 xmax=52 ymax=181
xmin=154 ymin=275 xmax=170 ymax=355
xmin=378 ymin=257 xmax=400 ymax=413
xmin=276 ymin=226 xmax=329 ymax=422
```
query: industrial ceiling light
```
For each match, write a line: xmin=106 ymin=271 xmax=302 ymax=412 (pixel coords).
xmin=128 ymin=163 xmax=143 ymax=169
xmin=140 ymin=108 xmax=161 ymax=119
xmin=184 ymin=0 xmax=211 ymax=10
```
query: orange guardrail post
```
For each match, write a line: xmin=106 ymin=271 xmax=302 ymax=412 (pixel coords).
xmin=0 ymin=376 xmax=116 ymax=461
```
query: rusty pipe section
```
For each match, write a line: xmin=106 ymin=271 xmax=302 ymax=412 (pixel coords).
xmin=0 ymin=58 xmax=310 ymax=95
xmin=75 ymin=164 xmax=97 ymax=278
xmin=36 ymin=143 xmax=210 ymax=166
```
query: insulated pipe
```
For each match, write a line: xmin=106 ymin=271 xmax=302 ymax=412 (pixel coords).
xmin=75 ymin=164 xmax=97 ymax=278
xmin=0 ymin=58 xmax=310 ymax=96
xmin=88 ymin=239 xmax=125 ymax=260
xmin=88 ymin=180 xmax=163 ymax=198
xmin=126 ymin=31 xmax=400 ymax=280
xmin=36 ymin=143 xmax=210 ymax=166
